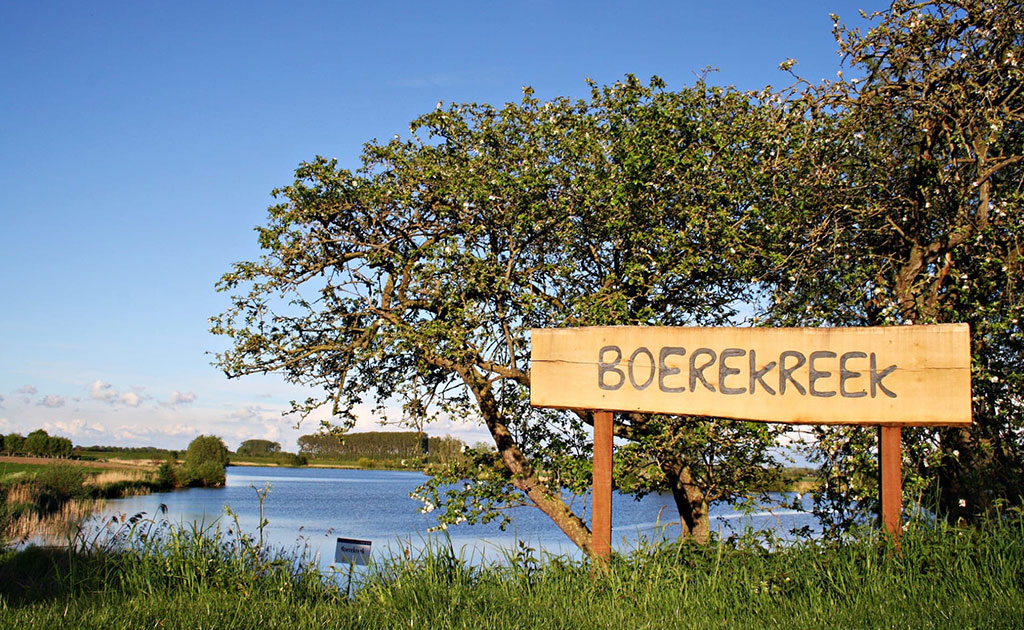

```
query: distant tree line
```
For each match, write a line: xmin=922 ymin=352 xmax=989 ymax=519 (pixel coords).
xmin=297 ymin=431 xmax=464 ymax=463
xmin=1 ymin=430 xmax=73 ymax=458
xmin=235 ymin=439 xmax=281 ymax=457
xmin=233 ymin=439 xmax=308 ymax=466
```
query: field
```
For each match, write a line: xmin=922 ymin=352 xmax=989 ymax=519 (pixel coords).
xmin=0 ymin=461 xmax=46 ymax=482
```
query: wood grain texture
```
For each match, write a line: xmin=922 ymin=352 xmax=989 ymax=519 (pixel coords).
xmin=531 ymin=324 xmax=971 ymax=425
xmin=591 ymin=411 xmax=613 ymax=562
xmin=880 ymin=426 xmax=903 ymax=544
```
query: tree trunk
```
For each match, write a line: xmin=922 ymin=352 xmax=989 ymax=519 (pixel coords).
xmin=662 ymin=461 xmax=710 ymax=543
xmin=463 ymin=368 xmax=595 ymax=554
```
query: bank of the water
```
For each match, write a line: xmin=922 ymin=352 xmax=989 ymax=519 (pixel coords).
xmin=87 ymin=466 xmax=820 ymax=567
xmin=1 ymin=513 xmax=1021 ymax=629
xmin=0 ymin=458 xmax=172 ymax=547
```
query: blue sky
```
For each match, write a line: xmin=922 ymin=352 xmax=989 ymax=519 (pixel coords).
xmin=0 ymin=1 xmax=883 ymax=451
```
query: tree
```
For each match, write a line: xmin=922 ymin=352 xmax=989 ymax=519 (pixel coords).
xmin=213 ymin=76 xmax=788 ymax=552
xmin=22 ymin=429 xmax=69 ymax=458
xmin=3 ymin=433 xmax=24 ymax=455
xmin=296 ymin=430 xmax=461 ymax=463
xmin=181 ymin=435 xmax=230 ymax=487
xmin=185 ymin=434 xmax=230 ymax=467
xmin=236 ymin=439 xmax=282 ymax=457
xmin=24 ymin=429 xmax=50 ymax=456
xmin=48 ymin=435 xmax=72 ymax=458
xmin=763 ymin=0 xmax=1024 ymax=528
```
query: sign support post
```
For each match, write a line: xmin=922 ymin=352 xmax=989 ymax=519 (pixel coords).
xmin=880 ymin=425 xmax=903 ymax=545
xmin=592 ymin=411 xmax=613 ymax=563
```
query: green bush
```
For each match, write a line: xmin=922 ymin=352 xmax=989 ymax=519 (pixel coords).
xmin=35 ymin=462 xmax=87 ymax=499
xmin=156 ymin=460 xmax=177 ymax=488
xmin=184 ymin=435 xmax=229 ymax=469
xmin=275 ymin=452 xmax=307 ymax=467
xmin=178 ymin=461 xmax=226 ymax=488
xmin=174 ymin=435 xmax=230 ymax=487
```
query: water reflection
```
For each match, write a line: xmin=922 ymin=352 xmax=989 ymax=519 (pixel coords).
xmin=86 ymin=465 xmax=818 ymax=566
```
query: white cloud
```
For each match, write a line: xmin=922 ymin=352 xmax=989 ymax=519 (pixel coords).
xmin=39 ymin=394 xmax=66 ymax=408
xmin=167 ymin=391 xmax=196 ymax=406
xmin=0 ymin=417 xmax=9 ymax=432
xmin=17 ymin=384 xmax=37 ymax=395
xmin=260 ymin=422 xmax=282 ymax=441
xmin=114 ymin=423 xmax=198 ymax=441
xmin=229 ymin=404 xmax=286 ymax=423
xmin=119 ymin=392 xmax=142 ymax=407
xmin=0 ymin=394 xmax=4 ymax=408
xmin=88 ymin=380 xmax=118 ymax=403
xmin=44 ymin=419 xmax=105 ymax=437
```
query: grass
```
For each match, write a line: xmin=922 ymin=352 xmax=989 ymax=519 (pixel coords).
xmin=0 ymin=462 xmax=43 ymax=485
xmin=1 ymin=508 xmax=1021 ymax=629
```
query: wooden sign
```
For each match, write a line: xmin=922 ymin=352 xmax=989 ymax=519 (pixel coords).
xmin=531 ymin=324 xmax=971 ymax=426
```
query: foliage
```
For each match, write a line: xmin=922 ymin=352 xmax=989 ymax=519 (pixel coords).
xmin=184 ymin=435 xmax=230 ymax=469
xmin=25 ymin=429 xmax=73 ymax=458
xmin=178 ymin=461 xmax=226 ymax=488
xmin=34 ymin=462 xmax=87 ymax=500
xmin=212 ymin=0 xmax=1023 ymax=545
xmin=275 ymin=452 xmax=308 ymax=467
xmin=213 ymin=76 xmax=789 ymax=551
xmin=761 ymin=0 xmax=1024 ymax=531
xmin=178 ymin=435 xmax=230 ymax=488
xmin=297 ymin=431 xmax=463 ymax=465
xmin=28 ymin=462 xmax=88 ymax=516
xmin=2 ymin=433 xmax=25 ymax=455
xmin=156 ymin=455 xmax=178 ymax=487
xmin=2 ymin=430 xmax=71 ymax=458
xmin=235 ymin=439 xmax=282 ymax=458
xmin=1 ymin=509 xmax=341 ymax=612
xmin=75 ymin=445 xmax=176 ymax=459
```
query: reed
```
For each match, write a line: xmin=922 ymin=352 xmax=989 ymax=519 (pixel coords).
xmin=84 ymin=468 xmax=151 ymax=487
xmin=4 ymin=481 xmax=36 ymax=506
xmin=3 ymin=496 xmax=106 ymax=544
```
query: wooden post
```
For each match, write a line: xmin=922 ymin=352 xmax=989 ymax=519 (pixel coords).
xmin=880 ymin=425 xmax=902 ymax=545
xmin=592 ymin=410 xmax=613 ymax=563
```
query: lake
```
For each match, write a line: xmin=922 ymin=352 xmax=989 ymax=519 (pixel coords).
xmin=87 ymin=465 xmax=817 ymax=567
